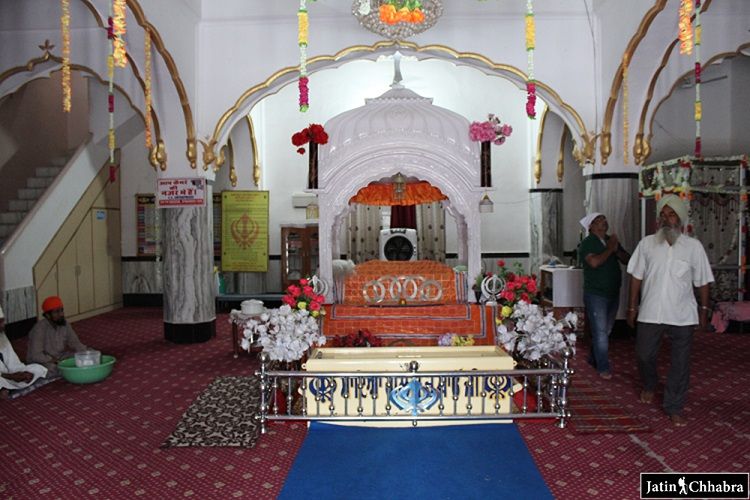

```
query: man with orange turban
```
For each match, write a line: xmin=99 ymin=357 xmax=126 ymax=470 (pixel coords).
xmin=26 ymin=296 xmax=89 ymax=377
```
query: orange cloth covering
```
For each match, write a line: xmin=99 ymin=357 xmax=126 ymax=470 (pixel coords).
xmin=342 ymin=260 xmax=464 ymax=306
xmin=349 ymin=181 xmax=448 ymax=206
xmin=321 ymin=303 xmax=496 ymax=346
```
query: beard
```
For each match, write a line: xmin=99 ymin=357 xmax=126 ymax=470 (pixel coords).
xmin=655 ymin=221 xmax=682 ymax=245
xmin=52 ymin=317 xmax=67 ymax=327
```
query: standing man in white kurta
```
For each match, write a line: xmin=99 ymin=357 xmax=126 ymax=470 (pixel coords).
xmin=626 ymin=194 xmax=714 ymax=427
xmin=0 ymin=305 xmax=48 ymax=399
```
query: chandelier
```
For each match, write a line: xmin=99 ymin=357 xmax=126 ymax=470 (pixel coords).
xmin=352 ymin=0 xmax=443 ymax=40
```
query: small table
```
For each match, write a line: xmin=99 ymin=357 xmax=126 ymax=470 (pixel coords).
xmin=229 ymin=310 xmax=263 ymax=358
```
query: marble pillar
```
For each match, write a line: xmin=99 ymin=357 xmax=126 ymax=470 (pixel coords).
xmin=529 ymin=189 xmax=563 ymax=273
xmin=162 ymin=204 xmax=215 ymax=343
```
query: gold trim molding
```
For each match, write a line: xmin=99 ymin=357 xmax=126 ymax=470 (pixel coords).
xmin=534 ymin=107 xmax=550 ymax=185
xmin=246 ymin=116 xmax=261 ymax=187
xmin=557 ymin=127 xmax=570 ymax=183
xmin=600 ymin=0 xmax=668 ymax=165
xmin=0 ymin=44 xmax=161 ymax=169
xmin=640 ymin=43 xmax=749 ymax=166
xmin=208 ymin=41 xmax=590 ymax=175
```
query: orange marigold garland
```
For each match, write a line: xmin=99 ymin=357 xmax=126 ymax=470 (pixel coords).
xmin=107 ymin=4 xmax=116 ymax=165
xmin=61 ymin=0 xmax=71 ymax=112
xmin=525 ymin=0 xmax=536 ymax=119
xmin=144 ymin=30 xmax=153 ymax=149
xmin=112 ymin=0 xmax=127 ymax=67
xmin=678 ymin=0 xmax=693 ymax=55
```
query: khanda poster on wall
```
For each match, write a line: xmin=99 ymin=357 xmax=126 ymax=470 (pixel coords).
xmin=221 ymin=191 xmax=269 ymax=272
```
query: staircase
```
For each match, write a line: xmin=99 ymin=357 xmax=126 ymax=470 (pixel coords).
xmin=0 ymin=157 xmax=67 ymax=248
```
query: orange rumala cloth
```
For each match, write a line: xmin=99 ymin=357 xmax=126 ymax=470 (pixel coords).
xmin=322 ymin=303 xmax=496 ymax=346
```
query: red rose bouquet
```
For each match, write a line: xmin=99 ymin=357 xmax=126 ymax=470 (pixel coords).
xmin=336 ymin=329 xmax=382 ymax=347
xmin=291 ymin=123 xmax=329 ymax=154
xmin=281 ymin=278 xmax=326 ymax=317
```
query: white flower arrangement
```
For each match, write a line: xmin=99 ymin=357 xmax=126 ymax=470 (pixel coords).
xmin=496 ymin=301 xmax=578 ymax=362
xmin=241 ymin=304 xmax=326 ymax=363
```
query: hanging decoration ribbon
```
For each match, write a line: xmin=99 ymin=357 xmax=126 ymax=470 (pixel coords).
xmin=525 ymin=0 xmax=536 ymax=119
xmin=298 ymin=0 xmax=309 ymax=112
xmin=678 ymin=0 xmax=693 ymax=55
xmin=693 ymin=0 xmax=702 ymax=158
xmin=622 ymin=52 xmax=630 ymax=165
xmin=107 ymin=3 xmax=116 ymax=167
xmin=112 ymin=0 xmax=127 ymax=67
xmin=144 ymin=30 xmax=153 ymax=149
xmin=61 ymin=0 xmax=71 ymax=112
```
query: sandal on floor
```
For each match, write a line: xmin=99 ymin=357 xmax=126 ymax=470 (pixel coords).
xmin=639 ymin=390 xmax=654 ymax=403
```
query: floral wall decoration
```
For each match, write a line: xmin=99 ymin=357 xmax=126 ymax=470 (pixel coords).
xmin=291 ymin=123 xmax=328 ymax=155
xmin=112 ymin=0 xmax=127 ymax=67
xmin=298 ymin=0 xmax=310 ymax=112
xmin=678 ymin=0 xmax=693 ymax=55
xmin=379 ymin=0 xmax=425 ymax=25
xmin=524 ymin=0 xmax=536 ymax=119
xmin=693 ymin=0 xmax=702 ymax=158
xmin=622 ymin=52 xmax=630 ymax=165
xmin=352 ymin=0 xmax=442 ymax=40
xmin=106 ymin=1 xmax=116 ymax=167
xmin=61 ymin=0 xmax=71 ymax=112
xmin=469 ymin=114 xmax=513 ymax=187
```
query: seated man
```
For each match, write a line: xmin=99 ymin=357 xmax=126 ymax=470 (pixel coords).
xmin=1 ymin=305 xmax=48 ymax=399
xmin=27 ymin=296 xmax=89 ymax=378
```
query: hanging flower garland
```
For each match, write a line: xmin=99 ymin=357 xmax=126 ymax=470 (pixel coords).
xmin=622 ymin=52 xmax=630 ymax=164
xmin=525 ymin=0 xmax=536 ymax=119
xmin=678 ymin=0 xmax=693 ymax=55
xmin=144 ymin=30 xmax=153 ymax=149
xmin=61 ymin=0 xmax=71 ymax=112
xmin=298 ymin=0 xmax=309 ymax=112
xmin=112 ymin=0 xmax=127 ymax=67
xmin=693 ymin=0 xmax=702 ymax=158
xmin=107 ymin=4 xmax=116 ymax=166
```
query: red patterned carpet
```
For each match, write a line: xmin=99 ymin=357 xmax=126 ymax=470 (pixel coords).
xmin=1 ymin=308 xmax=748 ymax=499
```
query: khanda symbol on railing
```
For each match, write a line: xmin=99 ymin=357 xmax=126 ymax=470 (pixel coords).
xmin=230 ymin=213 xmax=259 ymax=249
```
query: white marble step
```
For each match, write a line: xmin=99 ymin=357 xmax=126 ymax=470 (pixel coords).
xmin=18 ymin=187 xmax=45 ymax=200
xmin=27 ymin=176 xmax=54 ymax=188
xmin=35 ymin=166 xmax=63 ymax=178
xmin=0 ymin=211 xmax=26 ymax=224
xmin=0 ymin=223 xmax=16 ymax=238
xmin=9 ymin=199 xmax=35 ymax=211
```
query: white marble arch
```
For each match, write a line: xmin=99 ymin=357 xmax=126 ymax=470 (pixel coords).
xmin=314 ymin=86 xmax=483 ymax=302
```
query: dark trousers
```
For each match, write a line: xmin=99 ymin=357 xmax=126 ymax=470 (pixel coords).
xmin=635 ymin=322 xmax=694 ymax=416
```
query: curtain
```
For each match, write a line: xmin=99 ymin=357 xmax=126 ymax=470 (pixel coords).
xmin=347 ymin=204 xmax=383 ymax=263
xmin=391 ymin=205 xmax=417 ymax=229
xmin=416 ymin=202 xmax=446 ymax=262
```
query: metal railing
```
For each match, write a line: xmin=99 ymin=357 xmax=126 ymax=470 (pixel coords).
xmin=255 ymin=351 xmax=573 ymax=433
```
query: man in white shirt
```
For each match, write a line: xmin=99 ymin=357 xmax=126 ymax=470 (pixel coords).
xmin=626 ymin=194 xmax=713 ymax=427
xmin=0 ymin=304 xmax=48 ymax=399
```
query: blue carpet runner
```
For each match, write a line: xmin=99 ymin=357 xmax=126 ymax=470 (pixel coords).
xmin=279 ymin=422 xmax=552 ymax=500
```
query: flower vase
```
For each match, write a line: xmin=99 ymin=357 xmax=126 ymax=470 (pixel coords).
xmin=480 ymin=141 xmax=492 ymax=187
xmin=307 ymin=142 xmax=318 ymax=189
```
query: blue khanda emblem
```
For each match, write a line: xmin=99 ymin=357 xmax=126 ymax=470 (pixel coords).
xmin=389 ymin=378 xmax=439 ymax=416
xmin=309 ymin=377 xmax=337 ymax=402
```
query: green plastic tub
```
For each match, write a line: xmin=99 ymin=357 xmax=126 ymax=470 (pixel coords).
xmin=58 ymin=355 xmax=116 ymax=384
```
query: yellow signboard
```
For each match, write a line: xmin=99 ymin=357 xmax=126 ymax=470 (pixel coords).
xmin=221 ymin=191 xmax=269 ymax=272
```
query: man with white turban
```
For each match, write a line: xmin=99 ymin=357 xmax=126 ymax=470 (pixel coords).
xmin=0 ymin=304 xmax=48 ymax=399
xmin=626 ymin=194 xmax=714 ymax=427
xmin=578 ymin=213 xmax=630 ymax=380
